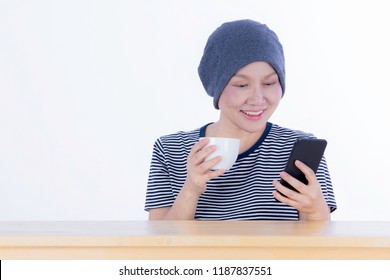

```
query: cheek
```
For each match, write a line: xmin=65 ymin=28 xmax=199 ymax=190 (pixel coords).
xmin=218 ymin=88 xmax=245 ymax=108
xmin=274 ymin=85 xmax=283 ymax=99
xmin=267 ymin=87 xmax=283 ymax=104
xmin=271 ymin=92 xmax=282 ymax=103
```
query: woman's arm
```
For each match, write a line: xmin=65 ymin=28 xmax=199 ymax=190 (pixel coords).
xmin=148 ymin=182 xmax=201 ymax=220
xmin=149 ymin=138 xmax=224 ymax=220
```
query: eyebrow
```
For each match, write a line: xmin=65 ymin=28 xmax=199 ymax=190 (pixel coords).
xmin=233 ymin=72 xmax=278 ymax=79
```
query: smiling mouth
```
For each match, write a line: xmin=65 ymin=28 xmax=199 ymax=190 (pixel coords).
xmin=241 ymin=110 xmax=264 ymax=116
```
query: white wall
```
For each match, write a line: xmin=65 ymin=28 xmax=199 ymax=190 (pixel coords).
xmin=1 ymin=0 xmax=389 ymax=221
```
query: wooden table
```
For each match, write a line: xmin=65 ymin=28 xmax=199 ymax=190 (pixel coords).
xmin=0 ymin=221 xmax=389 ymax=259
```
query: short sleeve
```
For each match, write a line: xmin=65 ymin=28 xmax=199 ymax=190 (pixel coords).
xmin=316 ymin=156 xmax=337 ymax=212
xmin=144 ymin=138 xmax=176 ymax=211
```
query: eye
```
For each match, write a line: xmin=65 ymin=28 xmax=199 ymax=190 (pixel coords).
xmin=234 ymin=83 xmax=249 ymax=88
xmin=264 ymin=81 xmax=277 ymax=87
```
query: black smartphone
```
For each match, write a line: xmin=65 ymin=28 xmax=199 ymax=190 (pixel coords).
xmin=279 ymin=138 xmax=327 ymax=192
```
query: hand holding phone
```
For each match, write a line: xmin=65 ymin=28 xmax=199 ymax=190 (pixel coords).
xmin=279 ymin=138 xmax=327 ymax=192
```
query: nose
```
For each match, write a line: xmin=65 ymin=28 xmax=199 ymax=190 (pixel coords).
xmin=247 ymin=86 xmax=264 ymax=105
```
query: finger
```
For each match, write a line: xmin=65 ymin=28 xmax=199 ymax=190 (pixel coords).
xmin=273 ymin=189 xmax=291 ymax=204
xmin=279 ymin=171 xmax=306 ymax=194
xmin=189 ymin=139 xmax=214 ymax=166
xmin=273 ymin=180 xmax=308 ymax=212
xmin=195 ymin=153 xmax=223 ymax=174
xmin=202 ymin=154 xmax=224 ymax=171
xmin=272 ymin=182 xmax=288 ymax=202
xmin=190 ymin=138 xmax=209 ymax=156
xmin=192 ymin=145 xmax=219 ymax=167
xmin=295 ymin=160 xmax=317 ymax=184
xmin=204 ymin=168 xmax=225 ymax=181
xmin=273 ymin=189 xmax=303 ymax=210
xmin=272 ymin=179 xmax=303 ymax=201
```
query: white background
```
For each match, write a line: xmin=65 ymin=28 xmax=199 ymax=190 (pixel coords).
xmin=1 ymin=0 xmax=389 ymax=221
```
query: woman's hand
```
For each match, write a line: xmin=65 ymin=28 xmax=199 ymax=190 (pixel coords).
xmin=184 ymin=138 xmax=225 ymax=196
xmin=272 ymin=160 xmax=330 ymax=220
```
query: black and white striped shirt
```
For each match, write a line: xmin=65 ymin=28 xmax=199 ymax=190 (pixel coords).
xmin=145 ymin=122 xmax=337 ymax=220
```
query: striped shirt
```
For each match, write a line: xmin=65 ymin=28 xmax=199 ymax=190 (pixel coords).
xmin=145 ymin=122 xmax=337 ymax=220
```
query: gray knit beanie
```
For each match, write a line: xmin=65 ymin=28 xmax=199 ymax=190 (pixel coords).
xmin=198 ymin=19 xmax=285 ymax=109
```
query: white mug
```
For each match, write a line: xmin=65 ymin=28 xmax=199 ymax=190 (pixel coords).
xmin=200 ymin=137 xmax=240 ymax=170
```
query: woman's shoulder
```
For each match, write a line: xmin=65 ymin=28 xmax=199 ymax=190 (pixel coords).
xmin=155 ymin=127 xmax=201 ymax=152
xmin=158 ymin=128 xmax=200 ymax=142
xmin=268 ymin=123 xmax=316 ymax=142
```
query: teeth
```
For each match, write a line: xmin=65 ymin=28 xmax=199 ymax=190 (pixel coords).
xmin=243 ymin=111 xmax=262 ymax=116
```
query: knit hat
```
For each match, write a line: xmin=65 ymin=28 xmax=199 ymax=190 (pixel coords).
xmin=198 ymin=19 xmax=285 ymax=109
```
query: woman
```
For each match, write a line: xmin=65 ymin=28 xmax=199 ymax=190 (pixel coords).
xmin=145 ymin=19 xmax=337 ymax=220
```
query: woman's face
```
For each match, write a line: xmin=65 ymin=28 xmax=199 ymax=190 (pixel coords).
xmin=218 ymin=61 xmax=283 ymax=135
